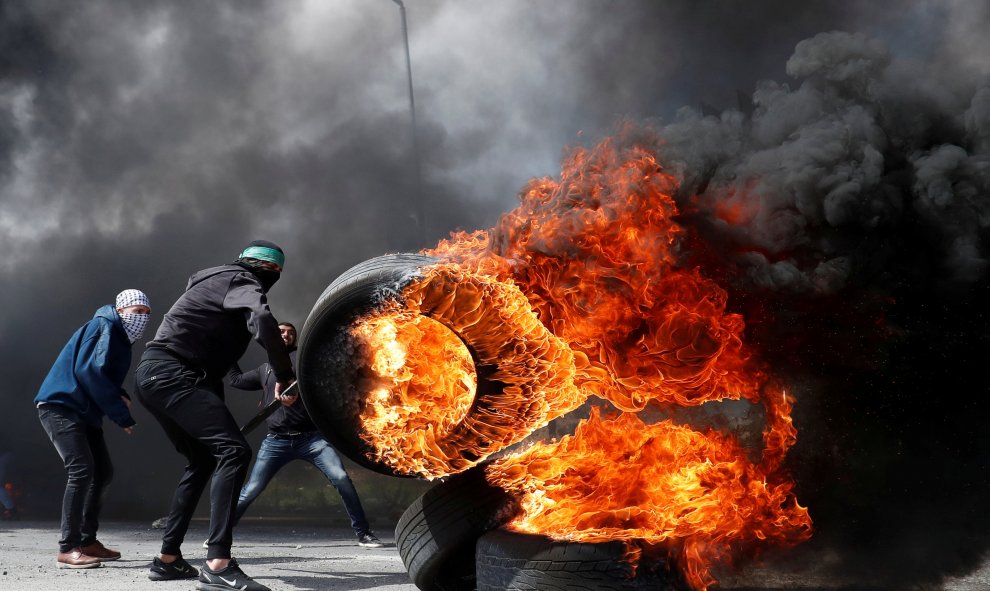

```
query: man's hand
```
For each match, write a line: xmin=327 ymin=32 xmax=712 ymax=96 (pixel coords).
xmin=275 ymin=379 xmax=298 ymax=406
xmin=123 ymin=426 xmax=135 ymax=435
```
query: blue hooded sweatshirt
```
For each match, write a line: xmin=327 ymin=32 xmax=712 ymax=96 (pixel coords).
xmin=34 ymin=305 xmax=137 ymax=429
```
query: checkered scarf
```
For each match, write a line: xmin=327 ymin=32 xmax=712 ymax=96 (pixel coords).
xmin=115 ymin=289 xmax=151 ymax=344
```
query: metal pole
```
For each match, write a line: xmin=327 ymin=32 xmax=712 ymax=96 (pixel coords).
xmin=391 ymin=0 xmax=425 ymax=244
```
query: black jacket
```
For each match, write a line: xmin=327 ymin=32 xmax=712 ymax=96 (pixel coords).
xmin=227 ymin=351 xmax=315 ymax=433
xmin=146 ymin=264 xmax=294 ymax=385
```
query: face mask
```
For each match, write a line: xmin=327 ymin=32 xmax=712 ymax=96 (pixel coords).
xmin=255 ymin=269 xmax=281 ymax=292
xmin=120 ymin=312 xmax=150 ymax=344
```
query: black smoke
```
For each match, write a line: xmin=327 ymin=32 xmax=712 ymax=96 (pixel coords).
xmin=640 ymin=29 xmax=990 ymax=589
xmin=2 ymin=1 xmax=988 ymax=587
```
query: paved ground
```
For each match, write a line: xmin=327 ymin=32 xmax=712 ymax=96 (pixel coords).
xmin=0 ymin=520 xmax=417 ymax=591
xmin=1 ymin=520 xmax=988 ymax=590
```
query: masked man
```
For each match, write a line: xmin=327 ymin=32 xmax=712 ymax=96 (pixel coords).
xmin=136 ymin=240 xmax=294 ymax=591
xmin=36 ymin=289 xmax=151 ymax=569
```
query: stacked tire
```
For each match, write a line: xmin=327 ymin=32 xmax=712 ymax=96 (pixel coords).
xmin=393 ymin=467 xmax=688 ymax=591
xmin=395 ymin=466 xmax=517 ymax=591
xmin=476 ymin=530 xmax=687 ymax=591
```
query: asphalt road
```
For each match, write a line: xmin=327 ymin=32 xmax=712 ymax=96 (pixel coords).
xmin=1 ymin=520 xmax=988 ymax=591
xmin=0 ymin=520 xmax=417 ymax=591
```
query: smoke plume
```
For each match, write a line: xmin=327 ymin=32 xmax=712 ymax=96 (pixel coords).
xmin=640 ymin=29 xmax=990 ymax=589
xmin=2 ymin=1 xmax=988 ymax=587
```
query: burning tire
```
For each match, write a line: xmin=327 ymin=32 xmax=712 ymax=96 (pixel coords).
xmin=475 ymin=529 xmax=688 ymax=591
xmin=395 ymin=466 xmax=518 ymax=591
xmin=297 ymin=253 xmax=440 ymax=475
xmin=297 ymin=253 xmax=579 ymax=478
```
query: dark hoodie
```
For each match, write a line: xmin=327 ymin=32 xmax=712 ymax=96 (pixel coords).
xmin=34 ymin=305 xmax=136 ymax=428
xmin=145 ymin=265 xmax=294 ymax=386
xmin=227 ymin=350 xmax=314 ymax=433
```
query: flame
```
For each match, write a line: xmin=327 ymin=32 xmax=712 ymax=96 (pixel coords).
xmin=486 ymin=382 xmax=812 ymax=591
xmin=430 ymin=142 xmax=763 ymax=412
xmin=352 ymin=266 xmax=581 ymax=477
xmin=351 ymin=311 xmax=478 ymax=476
xmin=345 ymin=132 xmax=812 ymax=588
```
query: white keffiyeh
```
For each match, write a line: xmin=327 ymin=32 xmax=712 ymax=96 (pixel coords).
xmin=115 ymin=289 xmax=151 ymax=343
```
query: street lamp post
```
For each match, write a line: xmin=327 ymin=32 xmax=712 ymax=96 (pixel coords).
xmin=391 ymin=0 xmax=425 ymax=244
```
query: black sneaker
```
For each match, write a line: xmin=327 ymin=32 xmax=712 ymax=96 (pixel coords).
xmin=357 ymin=531 xmax=384 ymax=548
xmin=148 ymin=556 xmax=199 ymax=581
xmin=196 ymin=558 xmax=270 ymax=591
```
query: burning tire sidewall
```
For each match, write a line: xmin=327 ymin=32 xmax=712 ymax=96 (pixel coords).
xmin=298 ymin=253 xmax=440 ymax=476
xmin=298 ymin=252 xmax=578 ymax=478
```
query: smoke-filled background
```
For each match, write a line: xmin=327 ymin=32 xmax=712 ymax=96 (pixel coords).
xmin=2 ymin=0 xmax=988 ymax=587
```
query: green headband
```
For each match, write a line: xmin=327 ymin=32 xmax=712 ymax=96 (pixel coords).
xmin=239 ymin=246 xmax=285 ymax=267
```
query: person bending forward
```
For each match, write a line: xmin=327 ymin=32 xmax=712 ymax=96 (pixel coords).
xmin=135 ymin=240 xmax=294 ymax=591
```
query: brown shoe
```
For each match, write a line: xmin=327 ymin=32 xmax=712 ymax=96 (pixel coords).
xmin=80 ymin=540 xmax=121 ymax=561
xmin=56 ymin=548 xmax=102 ymax=569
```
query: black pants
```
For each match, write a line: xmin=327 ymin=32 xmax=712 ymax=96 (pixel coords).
xmin=37 ymin=404 xmax=113 ymax=553
xmin=135 ymin=357 xmax=251 ymax=560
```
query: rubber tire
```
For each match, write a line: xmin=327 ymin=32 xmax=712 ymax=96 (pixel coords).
xmin=396 ymin=466 xmax=519 ymax=591
xmin=475 ymin=529 xmax=688 ymax=591
xmin=297 ymin=253 xmax=439 ymax=476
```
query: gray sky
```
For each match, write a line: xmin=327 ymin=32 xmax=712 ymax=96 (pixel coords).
xmin=2 ymin=1 xmax=989 ymax=586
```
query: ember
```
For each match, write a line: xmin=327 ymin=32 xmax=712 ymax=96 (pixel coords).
xmin=339 ymin=135 xmax=812 ymax=590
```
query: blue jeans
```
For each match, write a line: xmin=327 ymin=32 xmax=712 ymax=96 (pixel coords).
xmin=234 ymin=432 xmax=371 ymax=536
